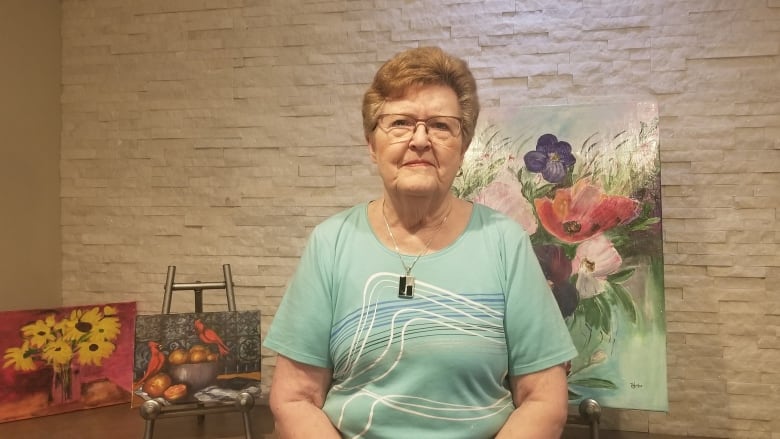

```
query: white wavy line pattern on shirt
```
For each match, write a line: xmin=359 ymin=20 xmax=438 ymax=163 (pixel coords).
xmin=329 ymin=272 xmax=513 ymax=436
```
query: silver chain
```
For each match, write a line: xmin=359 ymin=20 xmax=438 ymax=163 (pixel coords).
xmin=381 ymin=199 xmax=451 ymax=276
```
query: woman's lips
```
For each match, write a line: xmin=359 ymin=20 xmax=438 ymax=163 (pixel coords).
xmin=403 ymin=160 xmax=432 ymax=167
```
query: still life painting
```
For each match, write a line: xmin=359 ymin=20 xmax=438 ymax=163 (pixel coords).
xmin=0 ymin=301 xmax=137 ymax=422
xmin=453 ymin=102 xmax=667 ymax=411
xmin=132 ymin=311 xmax=261 ymax=407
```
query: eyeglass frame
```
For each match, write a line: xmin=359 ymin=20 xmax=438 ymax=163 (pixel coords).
xmin=373 ymin=113 xmax=463 ymax=142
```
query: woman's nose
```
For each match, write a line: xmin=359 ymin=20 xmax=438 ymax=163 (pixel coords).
xmin=408 ymin=123 xmax=431 ymax=150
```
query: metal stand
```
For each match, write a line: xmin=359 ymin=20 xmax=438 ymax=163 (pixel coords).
xmin=139 ymin=264 xmax=255 ymax=439
xmin=567 ymin=398 xmax=602 ymax=439
xmin=139 ymin=392 xmax=255 ymax=439
xmin=162 ymin=264 xmax=237 ymax=313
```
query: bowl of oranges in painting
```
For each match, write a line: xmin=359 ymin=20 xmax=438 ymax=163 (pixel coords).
xmin=166 ymin=344 xmax=220 ymax=392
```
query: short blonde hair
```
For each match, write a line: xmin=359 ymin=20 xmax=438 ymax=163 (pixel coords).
xmin=362 ymin=47 xmax=480 ymax=149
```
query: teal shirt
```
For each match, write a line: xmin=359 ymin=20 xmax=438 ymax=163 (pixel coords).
xmin=264 ymin=203 xmax=576 ymax=438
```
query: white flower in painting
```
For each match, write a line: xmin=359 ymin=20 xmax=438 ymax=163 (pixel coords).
xmin=473 ymin=170 xmax=538 ymax=234
xmin=590 ymin=349 xmax=608 ymax=365
xmin=571 ymin=235 xmax=622 ymax=299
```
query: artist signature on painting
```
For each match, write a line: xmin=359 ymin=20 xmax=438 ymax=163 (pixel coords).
xmin=630 ymin=381 xmax=644 ymax=390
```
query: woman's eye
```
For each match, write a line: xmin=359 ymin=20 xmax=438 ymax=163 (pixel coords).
xmin=391 ymin=118 xmax=414 ymax=127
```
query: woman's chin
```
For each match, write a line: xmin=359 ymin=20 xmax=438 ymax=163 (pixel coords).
xmin=394 ymin=183 xmax=445 ymax=198
xmin=386 ymin=169 xmax=453 ymax=197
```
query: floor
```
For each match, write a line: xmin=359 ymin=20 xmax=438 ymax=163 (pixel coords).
xmin=0 ymin=402 xmax=707 ymax=439
xmin=0 ymin=402 xmax=276 ymax=439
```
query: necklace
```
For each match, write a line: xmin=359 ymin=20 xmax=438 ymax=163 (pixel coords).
xmin=381 ymin=199 xmax=451 ymax=299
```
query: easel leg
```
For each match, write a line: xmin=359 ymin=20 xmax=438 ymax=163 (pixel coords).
xmin=237 ymin=392 xmax=255 ymax=439
xmin=140 ymin=399 xmax=162 ymax=439
xmin=143 ymin=419 xmax=156 ymax=439
xmin=242 ymin=411 xmax=253 ymax=439
xmin=578 ymin=398 xmax=601 ymax=439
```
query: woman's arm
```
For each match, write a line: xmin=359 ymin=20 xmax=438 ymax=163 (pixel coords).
xmin=269 ymin=355 xmax=341 ymax=439
xmin=495 ymin=364 xmax=570 ymax=439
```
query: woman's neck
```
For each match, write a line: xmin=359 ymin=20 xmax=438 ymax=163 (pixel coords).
xmin=369 ymin=194 xmax=471 ymax=256
xmin=381 ymin=193 xmax=453 ymax=232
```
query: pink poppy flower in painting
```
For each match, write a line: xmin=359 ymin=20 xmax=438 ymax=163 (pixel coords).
xmin=534 ymin=179 xmax=639 ymax=243
xmin=571 ymin=235 xmax=623 ymax=299
xmin=473 ymin=170 xmax=538 ymax=234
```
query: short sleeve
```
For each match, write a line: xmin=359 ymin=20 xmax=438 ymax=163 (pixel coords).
xmin=263 ymin=226 xmax=335 ymax=369
xmin=503 ymin=226 xmax=577 ymax=376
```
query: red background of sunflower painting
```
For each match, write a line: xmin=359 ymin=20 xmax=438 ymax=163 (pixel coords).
xmin=0 ymin=301 xmax=136 ymax=423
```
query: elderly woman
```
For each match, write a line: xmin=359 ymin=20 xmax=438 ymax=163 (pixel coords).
xmin=263 ymin=47 xmax=576 ymax=438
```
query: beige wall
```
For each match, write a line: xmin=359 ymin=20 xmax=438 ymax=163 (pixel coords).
xmin=0 ymin=1 xmax=61 ymax=311
xmin=57 ymin=1 xmax=779 ymax=437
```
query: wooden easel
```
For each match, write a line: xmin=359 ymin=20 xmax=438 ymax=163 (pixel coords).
xmin=138 ymin=264 xmax=256 ymax=439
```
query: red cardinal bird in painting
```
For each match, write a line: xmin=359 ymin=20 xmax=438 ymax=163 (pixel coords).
xmin=135 ymin=341 xmax=165 ymax=387
xmin=194 ymin=319 xmax=229 ymax=357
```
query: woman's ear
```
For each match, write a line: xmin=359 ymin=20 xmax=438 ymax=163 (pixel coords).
xmin=368 ymin=136 xmax=378 ymax=163
xmin=460 ymin=140 xmax=469 ymax=159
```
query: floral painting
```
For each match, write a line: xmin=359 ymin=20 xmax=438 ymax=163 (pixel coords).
xmin=132 ymin=311 xmax=261 ymax=407
xmin=0 ymin=301 xmax=136 ymax=422
xmin=453 ymin=102 xmax=667 ymax=411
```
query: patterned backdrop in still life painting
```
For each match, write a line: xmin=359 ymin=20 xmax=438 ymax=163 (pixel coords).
xmin=132 ymin=311 xmax=261 ymax=407
xmin=0 ymin=301 xmax=137 ymax=423
xmin=453 ymin=102 xmax=667 ymax=411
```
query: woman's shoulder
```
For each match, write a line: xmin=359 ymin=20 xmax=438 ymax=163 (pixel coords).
xmin=319 ymin=203 xmax=366 ymax=224
xmin=469 ymin=202 xmax=531 ymax=239
xmin=309 ymin=203 xmax=370 ymax=240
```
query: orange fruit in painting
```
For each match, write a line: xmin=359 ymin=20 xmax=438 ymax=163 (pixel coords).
xmin=143 ymin=373 xmax=172 ymax=398
xmin=206 ymin=352 xmax=218 ymax=362
xmin=189 ymin=349 xmax=208 ymax=363
xmin=168 ymin=349 xmax=188 ymax=365
xmin=189 ymin=344 xmax=207 ymax=353
xmin=163 ymin=383 xmax=188 ymax=402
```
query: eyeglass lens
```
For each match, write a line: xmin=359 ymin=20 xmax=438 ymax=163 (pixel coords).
xmin=378 ymin=114 xmax=461 ymax=141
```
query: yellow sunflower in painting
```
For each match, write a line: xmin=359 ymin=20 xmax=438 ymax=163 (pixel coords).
xmin=57 ymin=308 xmax=83 ymax=342
xmin=64 ymin=307 xmax=103 ymax=342
xmin=58 ymin=306 xmax=116 ymax=343
xmin=21 ymin=315 xmax=56 ymax=348
xmin=42 ymin=339 xmax=74 ymax=366
xmin=91 ymin=315 xmax=121 ymax=342
xmin=4 ymin=305 xmax=124 ymax=377
xmin=3 ymin=340 xmax=37 ymax=371
xmin=76 ymin=339 xmax=116 ymax=366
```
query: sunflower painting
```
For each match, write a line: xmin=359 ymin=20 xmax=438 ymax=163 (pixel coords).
xmin=453 ymin=102 xmax=667 ymax=411
xmin=0 ymin=301 xmax=136 ymax=422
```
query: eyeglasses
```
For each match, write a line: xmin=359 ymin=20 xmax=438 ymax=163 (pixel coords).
xmin=375 ymin=114 xmax=462 ymax=142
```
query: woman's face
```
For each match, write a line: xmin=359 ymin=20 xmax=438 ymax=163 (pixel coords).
xmin=368 ymin=84 xmax=466 ymax=199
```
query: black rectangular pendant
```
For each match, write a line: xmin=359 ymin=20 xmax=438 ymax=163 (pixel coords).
xmin=398 ymin=275 xmax=414 ymax=299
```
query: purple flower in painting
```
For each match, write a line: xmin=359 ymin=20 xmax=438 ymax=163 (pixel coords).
xmin=533 ymin=245 xmax=579 ymax=317
xmin=523 ymin=134 xmax=576 ymax=183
